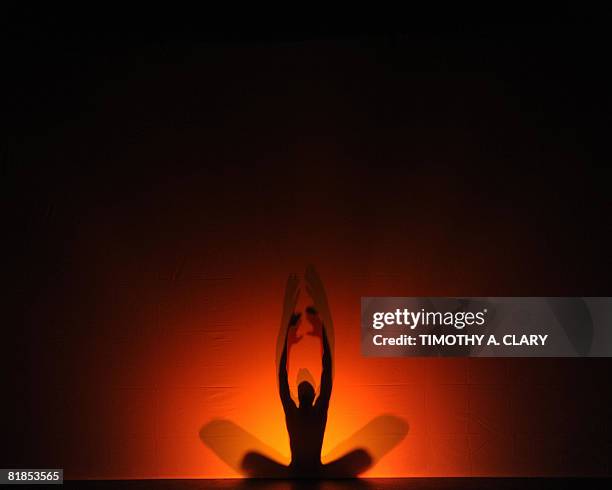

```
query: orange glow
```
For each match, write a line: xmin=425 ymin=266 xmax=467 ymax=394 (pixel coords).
xmin=69 ymin=268 xmax=514 ymax=479
xmin=62 ymin=214 xmax=590 ymax=479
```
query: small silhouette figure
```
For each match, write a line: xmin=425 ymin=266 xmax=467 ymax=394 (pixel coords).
xmin=242 ymin=269 xmax=372 ymax=478
xmin=201 ymin=266 xmax=407 ymax=479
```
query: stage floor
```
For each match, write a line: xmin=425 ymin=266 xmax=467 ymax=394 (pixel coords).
xmin=60 ymin=478 xmax=611 ymax=490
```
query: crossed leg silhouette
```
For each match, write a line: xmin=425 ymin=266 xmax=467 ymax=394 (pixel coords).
xmin=242 ymin=448 xmax=372 ymax=479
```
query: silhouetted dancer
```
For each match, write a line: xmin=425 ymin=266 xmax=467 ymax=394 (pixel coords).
xmin=242 ymin=306 xmax=371 ymax=478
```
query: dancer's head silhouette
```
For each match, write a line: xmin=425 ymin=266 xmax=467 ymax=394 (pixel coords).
xmin=297 ymin=381 xmax=315 ymax=407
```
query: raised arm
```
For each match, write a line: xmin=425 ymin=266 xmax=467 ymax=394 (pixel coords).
xmin=276 ymin=273 xmax=300 ymax=388
xmin=305 ymin=265 xmax=335 ymax=380
xmin=279 ymin=313 xmax=301 ymax=412
xmin=316 ymin=324 xmax=333 ymax=410
xmin=305 ymin=306 xmax=333 ymax=409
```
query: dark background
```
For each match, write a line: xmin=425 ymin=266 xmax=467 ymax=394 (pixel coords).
xmin=2 ymin=9 xmax=611 ymax=478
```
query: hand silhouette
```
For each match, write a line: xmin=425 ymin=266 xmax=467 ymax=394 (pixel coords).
xmin=306 ymin=306 xmax=323 ymax=338
xmin=287 ymin=313 xmax=303 ymax=346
